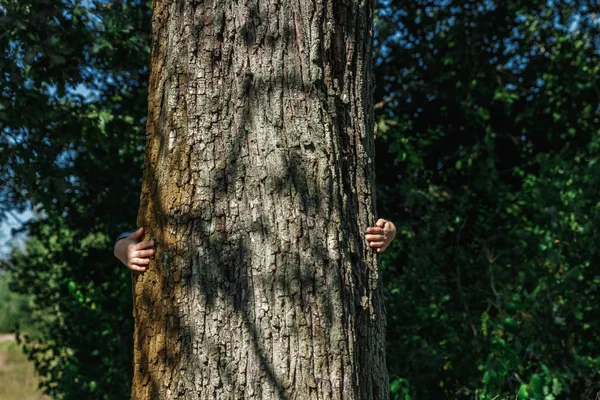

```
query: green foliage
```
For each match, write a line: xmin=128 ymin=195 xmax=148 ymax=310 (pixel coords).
xmin=8 ymin=231 xmax=135 ymax=399
xmin=375 ymin=1 xmax=600 ymax=399
xmin=1 ymin=0 xmax=599 ymax=399
xmin=0 ymin=272 xmax=36 ymax=334
xmin=0 ymin=0 xmax=150 ymax=398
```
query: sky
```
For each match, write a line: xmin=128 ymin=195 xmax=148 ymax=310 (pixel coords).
xmin=0 ymin=209 xmax=32 ymax=260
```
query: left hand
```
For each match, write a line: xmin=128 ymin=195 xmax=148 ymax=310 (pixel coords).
xmin=365 ymin=219 xmax=397 ymax=253
xmin=114 ymin=228 xmax=155 ymax=272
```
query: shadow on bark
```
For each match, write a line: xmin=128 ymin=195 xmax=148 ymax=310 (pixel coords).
xmin=132 ymin=0 xmax=385 ymax=398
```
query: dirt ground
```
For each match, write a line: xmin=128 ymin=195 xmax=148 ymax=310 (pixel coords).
xmin=0 ymin=333 xmax=15 ymax=343
xmin=0 ymin=334 xmax=49 ymax=400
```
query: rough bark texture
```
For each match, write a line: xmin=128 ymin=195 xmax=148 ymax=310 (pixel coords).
xmin=132 ymin=0 xmax=387 ymax=398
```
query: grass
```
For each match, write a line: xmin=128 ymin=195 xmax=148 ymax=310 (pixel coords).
xmin=0 ymin=338 xmax=50 ymax=400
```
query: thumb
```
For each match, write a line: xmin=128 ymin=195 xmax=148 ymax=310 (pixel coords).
xmin=375 ymin=219 xmax=387 ymax=228
xmin=129 ymin=227 xmax=144 ymax=240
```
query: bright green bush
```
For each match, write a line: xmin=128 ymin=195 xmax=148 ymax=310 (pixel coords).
xmin=0 ymin=272 xmax=35 ymax=334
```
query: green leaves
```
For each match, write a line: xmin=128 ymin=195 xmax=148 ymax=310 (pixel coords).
xmin=375 ymin=0 xmax=600 ymax=398
xmin=2 ymin=0 xmax=599 ymax=399
xmin=1 ymin=0 xmax=151 ymax=398
xmin=390 ymin=378 xmax=412 ymax=400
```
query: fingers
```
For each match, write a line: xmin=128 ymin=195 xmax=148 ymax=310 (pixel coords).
xmin=134 ymin=248 xmax=155 ymax=258
xmin=126 ymin=236 xmax=155 ymax=272
xmin=129 ymin=227 xmax=145 ymax=240
xmin=370 ymin=241 xmax=388 ymax=252
xmin=366 ymin=227 xmax=384 ymax=235
xmin=118 ymin=228 xmax=154 ymax=273
xmin=365 ymin=234 xmax=385 ymax=242
xmin=131 ymin=257 xmax=150 ymax=266
xmin=367 ymin=219 xmax=394 ymax=254
xmin=127 ymin=253 xmax=152 ymax=273
xmin=135 ymin=240 xmax=155 ymax=250
xmin=128 ymin=264 xmax=147 ymax=273
xmin=375 ymin=219 xmax=387 ymax=228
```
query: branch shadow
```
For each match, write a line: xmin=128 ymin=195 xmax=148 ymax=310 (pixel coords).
xmin=132 ymin=0 xmax=383 ymax=398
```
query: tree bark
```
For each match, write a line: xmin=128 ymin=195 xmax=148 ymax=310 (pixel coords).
xmin=132 ymin=0 xmax=387 ymax=398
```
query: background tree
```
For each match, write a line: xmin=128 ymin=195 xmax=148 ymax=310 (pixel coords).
xmin=0 ymin=0 xmax=150 ymax=398
xmin=375 ymin=1 xmax=600 ymax=399
xmin=131 ymin=0 xmax=387 ymax=398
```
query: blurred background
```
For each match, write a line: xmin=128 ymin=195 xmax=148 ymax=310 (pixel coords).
xmin=0 ymin=0 xmax=598 ymax=399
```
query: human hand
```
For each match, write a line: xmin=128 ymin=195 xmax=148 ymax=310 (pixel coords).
xmin=113 ymin=228 xmax=155 ymax=272
xmin=365 ymin=219 xmax=397 ymax=253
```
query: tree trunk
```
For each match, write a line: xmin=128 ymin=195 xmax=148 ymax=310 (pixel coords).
xmin=132 ymin=0 xmax=387 ymax=398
